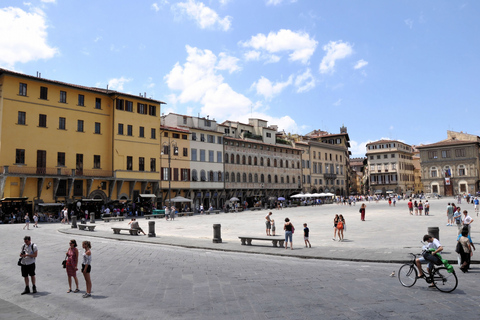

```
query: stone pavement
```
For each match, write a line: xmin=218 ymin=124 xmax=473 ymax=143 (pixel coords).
xmin=1 ymin=198 xmax=479 ymax=320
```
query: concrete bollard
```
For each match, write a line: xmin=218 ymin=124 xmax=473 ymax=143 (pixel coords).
xmin=148 ymin=221 xmax=156 ymax=237
xmin=213 ymin=224 xmax=222 ymax=243
xmin=90 ymin=213 xmax=95 ymax=224
xmin=71 ymin=216 xmax=77 ymax=228
xmin=428 ymin=227 xmax=439 ymax=240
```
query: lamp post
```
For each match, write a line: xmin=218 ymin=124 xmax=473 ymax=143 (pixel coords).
xmin=162 ymin=136 xmax=177 ymax=209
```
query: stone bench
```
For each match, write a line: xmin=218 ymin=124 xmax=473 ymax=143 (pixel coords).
xmin=249 ymin=207 xmax=262 ymax=211
xmin=78 ymin=225 xmax=96 ymax=231
xmin=177 ymin=212 xmax=189 ymax=217
xmin=102 ymin=216 xmax=125 ymax=222
xmin=144 ymin=214 xmax=165 ymax=219
xmin=111 ymin=227 xmax=140 ymax=235
xmin=238 ymin=236 xmax=285 ymax=247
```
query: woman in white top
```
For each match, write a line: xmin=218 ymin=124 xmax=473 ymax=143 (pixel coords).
xmin=81 ymin=241 xmax=92 ymax=298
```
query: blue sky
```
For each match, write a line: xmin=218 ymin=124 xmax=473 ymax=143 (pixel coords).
xmin=1 ymin=0 xmax=479 ymax=156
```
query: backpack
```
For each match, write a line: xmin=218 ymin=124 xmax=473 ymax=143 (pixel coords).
xmin=455 ymin=241 xmax=464 ymax=254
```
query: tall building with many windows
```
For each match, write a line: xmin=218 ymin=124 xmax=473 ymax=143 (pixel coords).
xmin=417 ymin=131 xmax=480 ymax=196
xmin=0 ymin=68 xmax=164 ymax=217
xmin=366 ymin=140 xmax=415 ymax=196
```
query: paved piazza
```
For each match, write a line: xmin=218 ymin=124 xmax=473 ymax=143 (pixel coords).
xmin=1 ymin=198 xmax=479 ymax=319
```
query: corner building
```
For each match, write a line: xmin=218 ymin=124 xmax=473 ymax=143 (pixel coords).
xmin=0 ymin=68 xmax=163 ymax=217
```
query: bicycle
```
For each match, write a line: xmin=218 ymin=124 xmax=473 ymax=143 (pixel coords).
xmin=398 ymin=253 xmax=458 ymax=293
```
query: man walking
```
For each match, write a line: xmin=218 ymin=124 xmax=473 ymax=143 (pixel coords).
xmin=19 ymin=236 xmax=38 ymax=294
xmin=408 ymin=199 xmax=413 ymax=215
xmin=446 ymin=203 xmax=454 ymax=226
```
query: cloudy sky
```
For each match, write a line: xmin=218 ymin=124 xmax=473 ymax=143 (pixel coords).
xmin=1 ymin=0 xmax=479 ymax=156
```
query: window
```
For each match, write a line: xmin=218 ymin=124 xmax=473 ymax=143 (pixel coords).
xmin=458 ymin=165 xmax=466 ymax=176
xmin=94 ymin=155 xmax=101 ymax=169
xmin=126 ymin=100 xmax=133 ymax=112
xmin=183 ymin=117 xmax=187 ymax=124
xmin=162 ymin=167 xmax=170 ymax=180
xmin=204 ymin=119 xmax=211 ymax=127
xmin=116 ymin=99 xmax=124 ymax=110
xmin=266 ymin=132 xmax=271 ymax=138
xmin=126 ymin=156 xmax=133 ymax=170
xmin=191 ymin=149 xmax=197 ymax=161
xmin=95 ymin=98 xmax=101 ymax=109
xmin=60 ymin=91 xmax=67 ymax=103
xmin=139 ymin=126 xmax=144 ymax=138
xmin=208 ymin=150 xmax=214 ymax=162
xmin=217 ymin=136 xmax=222 ymax=144
xmin=15 ymin=149 xmax=25 ymax=164
xmin=183 ymin=148 xmax=188 ymax=157
xmin=201 ymin=170 xmax=207 ymax=181
xmin=39 ymin=114 xmax=47 ymax=127
xmin=137 ymin=103 xmax=147 ymax=114
xmin=138 ymin=157 xmax=145 ymax=171
xmin=430 ymin=167 xmax=437 ymax=178
xmin=77 ymin=120 xmax=84 ymax=132
xmin=162 ymin=145 xmax=169 ymax=155
xmin=59 ymin=117 xmax=66 ymax=130
xmin=151 ymin=128 xmax=156 ymax=139
xmin=384 ymin=154 xmax=388 ymax=159
xmin=127 ymin=125 xmax=133 ymax=136
xmin=57 ymin=152 xmax=65 ymax=166
xmin=173 ymin=133 xmax=180 ymax=139
xmin=428 ymin=151 xmax=438 ymax=159
xmin=18 ymin=111 xmax=26 ymax=125
xmin=181 ymin=169 xmax=189 ymax=181
xmin=192 ymin=133 xmax=197 ymax=141
xmin=40 ymin=86 xmax=48 ymax=100
xmin=149 ymin=105 xmax=156 ymax=116
xmin=118 ymin=123 xmax=124 ymax=135
xmin=173 ymin=146 xmax=179 ymax=156
xmin=207 ymin=135 xmax=214 ymax=143
xmin=78 ymin=94 xmax=85 ymax=106
xmin=94 ymin=122 xmax=101 ymax=134
xmin=182 ymin=134 xmax=187 ymax=140
xmin=391 ymin=154 xmax=395 ymax=158
xmin=150 ymin=158 xmax=156 ymax=172
xmin=455 ymin=148 xmax=466 ymax=157
xmin=200 ymin=150 xmax=206 ymax=162
xmin=19 ymin=83 xmax=27 ymax=96
xmin=192 ymin=169 xmax=198 ymax=181
xmin=441 ymin=150 xmax=451 ymax=158
xmin=200 ymin=134 xmax=205 ymax=142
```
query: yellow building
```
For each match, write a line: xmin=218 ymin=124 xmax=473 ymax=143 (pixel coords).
xmin=0 ymin=68 xmax=164 ymax=219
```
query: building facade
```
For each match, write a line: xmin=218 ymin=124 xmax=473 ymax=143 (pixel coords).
xmin=417 ymin=131 xmax=480 ymax=196
xmin=366 ymin=139 xmax=415 ymax=196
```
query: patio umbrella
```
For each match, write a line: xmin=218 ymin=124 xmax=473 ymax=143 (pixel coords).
xmin=290 ymin=194 xmax=303 ymax=198
xmin=166 ymin=196 xmax=193 ymax=203
xmin=229 ymin=197 xmax=240 ymax=202
xmin=278 ymin=197 xmax=285 ymax=201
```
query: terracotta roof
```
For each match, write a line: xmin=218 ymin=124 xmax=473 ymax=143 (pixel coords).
xmin=416 ymin=139 xmax=479 ymax=149
xmin=0 ymin=68 xmax=165 ymax=104
xmin=160 ymin=125 xmax=190 ymax=134
xmin=366 ymin=139 xmax=408 ymax=146
xmin=224 ymin=136 xmax=301 ymax=151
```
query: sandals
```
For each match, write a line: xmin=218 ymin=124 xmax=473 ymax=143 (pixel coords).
xmin=67 ymin=289 xmax=72 ymax=293
xmin=74 ymin=289 xmax=80 ymax=293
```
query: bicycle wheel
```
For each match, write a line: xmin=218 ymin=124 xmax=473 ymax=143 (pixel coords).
xmin=432 ymin=267 xmax=458 ymax=293
xmin=398 ymin=264 xmax=417 ymax=287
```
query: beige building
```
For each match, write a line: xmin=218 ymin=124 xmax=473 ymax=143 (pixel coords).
xmin=366 ymin=140 xmax=415 ymax=196
xmin=417 ymin=131 xmax=480 ymax=196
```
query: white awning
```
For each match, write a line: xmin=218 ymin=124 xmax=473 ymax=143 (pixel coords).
xmin=38 ymin=203 xmax=64 ymax=206
xmin=139 ymin=194 xmax=156 ymax=198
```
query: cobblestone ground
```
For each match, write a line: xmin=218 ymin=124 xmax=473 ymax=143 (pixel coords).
xmin=1 ymin=227 xmax=480 ymax=320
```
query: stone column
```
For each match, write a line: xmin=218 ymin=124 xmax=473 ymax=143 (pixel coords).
xmin=71 ymin=215 xmax=77 ymax=228
xmin=213 ymin=224 xmax=222 ymax=243
xmin=148 ymin=221 xmax=156 ymax=237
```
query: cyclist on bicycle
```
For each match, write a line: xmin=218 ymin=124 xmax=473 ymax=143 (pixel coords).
xmin=415 ymin=234 xmax=443 ymax=282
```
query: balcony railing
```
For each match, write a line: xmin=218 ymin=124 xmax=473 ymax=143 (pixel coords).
xmin=3 ymin=166 xmax=113 ymax=178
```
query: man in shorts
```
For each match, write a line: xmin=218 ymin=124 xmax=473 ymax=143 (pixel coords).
xmin=408 ymin=199 xmax=413 ymax=215
xmin=415 ymin=234 xmax=443 ymax=285
xmin=265 ymin=212 xmax=272 ymax=236
xmin=19 ymin=236 xmax=38 ymax=294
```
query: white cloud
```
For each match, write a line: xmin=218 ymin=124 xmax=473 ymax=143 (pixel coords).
xmin=0 ymin=7 xmax=58 ymax=68
xmin=354 ymin=59 xmax=368 ymax=69
xmin=174 ymin=0 xmax=232 ymax=31
xmin=41 ymin=0 xmax=56 ymax=3
xmin=93 ymin=36 xmax=102 ymax=43
xmin=319 ymin=40 xmax=353 ymax=74
xmin=240 ymin=29 xmax=317 ymax=64
xmin=216 ymin=52 xmax=241 ymax=73
xmin=404 ymin=18 xmax=413 ymax=29
xmin=294 ymin=68 xmax=315 ymax=93
xmin=152 ymin=1 xmax=169 ymax=12
xmin=333 ymin=99 xmax=342 ymax=106
xmin=349 ymin=140 xmax=368 ymax=157
xmin=266 ymin=0 xmax=298 ymax=6
xmin=164 ymin=45 xmax=299 ymax=132
xmin=252 ymin=76 xmax=293 ymax=100
xmin=108 ymin=77 xmax=132 ymax=91
xmin=244 ymin=50 xmax=261 ymax=61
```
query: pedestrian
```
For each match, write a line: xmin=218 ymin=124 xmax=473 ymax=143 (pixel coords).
xmin=453 ymin=207 xmax=463 ymax=234
xmin=333 ymin=214 xmax=339 ymax=241
xmin=393 ymin=197 xmax=396 ymax=207
xmin=458 ymin=228 xmax=473 ymax=273
xmin=359 ymin=203 xmax=366 ymax=221
xmin=81 ymin=241 xmax=92 ymax=298
xmin=19 ymin=236 xmax=38 ymax=295
xmin=170 ymin=205 xmax=176 ymax=221
xmin=418 ymin=201 xmax=423 ymax=215
xmin=446 ymin=203 xmax=455 ymax=226
xmin=284 ymin=218 xmax=294 ymax=250
xmin=66 ymin=239 xmax=80 ymax=293
xmin=303 ymin=223 xmax=311 ymax=248
xmin=408 ymin=199 xmax=413 ymax=215
xmin=337 ymin=215 xmax=345 ymax=242
xmin=33 ymin=213 xmax=39 ymax=228
xmin=200 ymin=204 xmax=204 ymax=214
xmin=271 ymin=219 xmax=276 ymax=236
xmin=265 ymin=212 xmax=272 ymax=236
xmin=23 ymin=214 xmax=30 ymax=230
xmin=474 ymin=197 xmax=479 ymax=216
xmin=165 ymin=206 xmax=170 ymax=221
xmin=462 ymin=210 xmax=474 ymax=236
xmin=414 ymin=200 xmax=418 ymax=215
xmin=424 ymin=200 xmax=430 ymax=215
xmin=128 ymin=218 xmax=147 ymax=235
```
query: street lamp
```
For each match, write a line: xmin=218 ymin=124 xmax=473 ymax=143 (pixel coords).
xmin=162 ymin=136 xmax=177 ymax=209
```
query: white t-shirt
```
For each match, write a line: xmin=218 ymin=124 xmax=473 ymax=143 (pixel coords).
xmin=426 ymin=238 xmax=442 ymax=250
xmin=21 ymin=243 xmax=38 ymax=265
xmin=463 ymin=215 xmax=473 ymax=225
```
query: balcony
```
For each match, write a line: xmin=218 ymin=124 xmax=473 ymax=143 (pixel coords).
xmin=324 ymin=173 xmax=337 ymax=179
